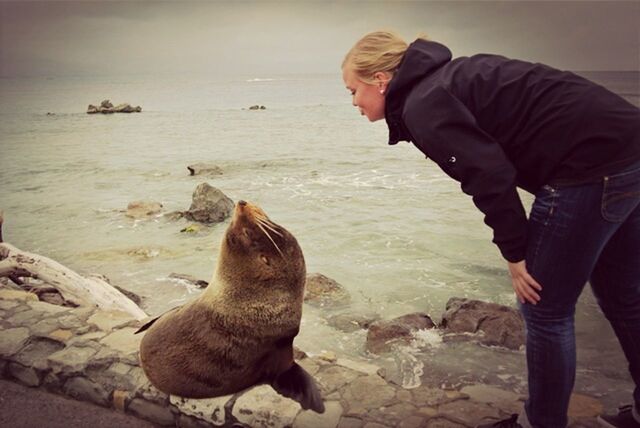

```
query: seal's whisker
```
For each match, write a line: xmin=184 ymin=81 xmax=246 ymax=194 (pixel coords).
xmin=256 ymin=218 xmax=283 ymax=237
xmin=256 ymin=222 xmax=284 ymax=257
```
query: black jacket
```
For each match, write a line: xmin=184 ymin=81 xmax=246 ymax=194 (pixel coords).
xmin=385 ymin=39 xmax=640 ymax=262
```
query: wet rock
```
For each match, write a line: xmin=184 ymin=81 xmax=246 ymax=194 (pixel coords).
xmin=460 ymin=384 xmax=521 ymax=405
xmin=168 ymin=273 xmax=209 ymax=289
xmin=184 ymin=183 xmax=234 ymax=224
xmin=126 ymin=201 xmax=163 ymax=219
xmin=113 ymin=285 xmax=142 ymax=306
xmin=304 ymin=273 xmax=351 ymax=307
xmin=366 ymin=313 xmax=436 ymax=354
xmin=327 ymin=313 xmax=381 ymax=333
xmin=163 ymin=211 xmax=185 ymax=221
xmin=248 ymin=105 xmax=266 ymax=110
xmin=187 ymin=163 xmax=224 ymax=177
xmin=316 ymin=364 xmax=364 ymax=394
xmin=568 ymin=393 xmax=603 ymax=418
xmin=436 ymin=400 xmax=502 ymax=426
xmin=440 ymin=298 xmax=525 ymax=350
xmin=341 ymin=375 xmax=397 ymax=415
xmin=14 ymin=337 xmax=64 ymax=370
xmin=338 ymin=416 xmax=365 ymax=428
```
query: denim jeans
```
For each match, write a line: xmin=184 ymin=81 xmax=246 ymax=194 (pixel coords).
xmin=520 ymin=160 xmax=640 ymax=428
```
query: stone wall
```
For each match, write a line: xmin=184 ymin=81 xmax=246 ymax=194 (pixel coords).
xmin=0 ymin=289 xmax=603 ymax=427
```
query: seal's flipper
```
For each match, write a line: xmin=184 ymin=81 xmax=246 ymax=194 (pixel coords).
xmin=271 ymin=363 xmax=325 ymax=413
xmin=135 ymin=306 xmax=180 ymax=334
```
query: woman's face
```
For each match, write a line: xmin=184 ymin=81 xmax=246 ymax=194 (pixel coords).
xmin=342 ymin=67 xmax=387 ymax=122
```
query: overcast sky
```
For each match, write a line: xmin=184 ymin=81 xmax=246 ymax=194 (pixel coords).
xmin=1 ymin=1 xmax=638 ymax=77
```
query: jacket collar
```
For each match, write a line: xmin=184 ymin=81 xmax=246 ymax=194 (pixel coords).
xmin=384 ymin=39 xmax=452 ymax=145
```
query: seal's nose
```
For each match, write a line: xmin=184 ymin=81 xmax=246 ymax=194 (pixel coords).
xmin=238 ymin=200 xmax=247 ymax=207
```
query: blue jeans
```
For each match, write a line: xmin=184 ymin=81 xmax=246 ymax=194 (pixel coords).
xmin=520 ymin=160 xmax=640 ymax=428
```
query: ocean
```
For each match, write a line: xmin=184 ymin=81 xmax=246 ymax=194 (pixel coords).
xmin=1 ymin=70 xmax=638 ymax=406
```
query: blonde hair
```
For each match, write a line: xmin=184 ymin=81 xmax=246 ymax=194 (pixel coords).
xmin=343 ymin=30 xmax=424 ymax=84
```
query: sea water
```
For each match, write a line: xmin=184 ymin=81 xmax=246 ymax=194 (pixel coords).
xmin=1 ymin=71 xmax=637 ymax=406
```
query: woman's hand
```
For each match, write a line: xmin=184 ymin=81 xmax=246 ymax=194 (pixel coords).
xmin=508 ymin=260 xmax=542 ymax=304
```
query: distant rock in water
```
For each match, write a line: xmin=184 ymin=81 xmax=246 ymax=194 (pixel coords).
xmin=168 ymin=273 xmax=209 ymax=289
xmin=187 ymin=163 xmax=223 ymax=177
xmin=440 ymin=297 xmax=525 ymax=350
xmin=184 ymin=183 xmax=234 ymax=224
xmin=327 ymin=312 xmax=381 ymax=333
xmin=247 ymin=105 xmax=266 ymax=110
xmin=87 ymin=99 xmax=142 ymax=114
xmin=304 ymin=273 xmax=351 ymax=307
xmin=126 ymin=201 xmax=163 ymax=219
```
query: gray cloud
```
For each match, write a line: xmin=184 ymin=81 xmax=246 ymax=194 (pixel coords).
xmin=1 ymin=1 xmax=638 ymax=77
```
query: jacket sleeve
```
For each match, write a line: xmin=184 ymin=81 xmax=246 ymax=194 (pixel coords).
xmin=403 ymin=86 xmax=528 ymax=262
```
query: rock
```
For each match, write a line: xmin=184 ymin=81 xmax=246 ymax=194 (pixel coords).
xmin=163 ymin=211 xmax=185 ymax=221
xmin=113 ymin=285 xmax=142 ymax=305
xmin=327 ymin=313 xmax=381 ymax=333
xmin=113 ymin=390 xmax=130 ymax=412
xmin=335 ymin=358 xmax=381 ymax=376
xmin=48 ymin=345 xmax=98 ymax=374
xmin=170 ymin=395 xmax=229 ymax=426
xmin=568 ymin=393 xmax=603 ymax=418
xmin=8 ymin=362 xmax=41 ymax=386
xmin=184 ymin=183 xmax=234 ymax=224
xmin=248 ymin=105 xmax=266 ymax=110
xmin=315 ymin=364 xmax=363 ymax=394
xmin=168 ymin=273 xmax=209 ymax=289
xmin=341 ymin=375 xmax=396 ymax=416
xmin=99 ymin=327 xmax=141 ymax=355
xmin=232 ymin=384 xmax=301 ymax=427
xmin=440 ymin=298 xmax=525 ymax=350
xmin=88 ymin=310 xmax=136 ymax=331
xmin=126 ymin=201 xmax=163 ymax=219
xmin=128 ymin=398 xmax=175 ymax=426
xmin=88 ymin=100 xmax=141 ymax=114
xmin=63 ymin=377 xmax=111 ymax=407
xmin=366 ymin=313 xmax=436 ymax=354
xmin=187 ymin=163 xmax=224 ymax=177
xmin=114 ymin=103 xmax=142 ymax=113
xmin=0 ymin=289 xmax=38 ymax=302
xmin=293 ymin=401 xmax=343 ymax=428
xmin=0 ymin=327 xmax=30 ymax=357
xmin=459 ymin=384 xmax=521 ymax=405
xmin=304 ymin=273 xmax=351 ymax=307
xmin=436 ymin=400 xmax=502 ymax=426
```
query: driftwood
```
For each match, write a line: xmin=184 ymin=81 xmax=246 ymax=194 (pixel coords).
xmin=0 ymin=211 xmax=147 ymax=320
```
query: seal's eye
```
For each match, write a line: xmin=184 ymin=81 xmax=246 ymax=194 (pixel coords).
xmin=260 ymin=255 xmax=270 ymax=266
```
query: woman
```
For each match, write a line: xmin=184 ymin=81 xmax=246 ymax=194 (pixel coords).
xmin=342 ymin=31 xmax=640 ymax=428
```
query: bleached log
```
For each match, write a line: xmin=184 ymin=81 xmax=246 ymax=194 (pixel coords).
xmin=0 ymin=242 xmax=147 ymax=320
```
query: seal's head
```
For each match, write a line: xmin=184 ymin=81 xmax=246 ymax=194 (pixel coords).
xmin=217 ymin=201 xmax=305 ymax=293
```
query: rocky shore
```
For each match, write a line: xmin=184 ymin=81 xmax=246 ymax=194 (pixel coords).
xmin=0 ymin=288 xmax=605 ymax=427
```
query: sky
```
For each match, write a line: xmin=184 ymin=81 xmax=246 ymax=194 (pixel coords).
xmin=0 ymin=1 xmax=638 ymax=78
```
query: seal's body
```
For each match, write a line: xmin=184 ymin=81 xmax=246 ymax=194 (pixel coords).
xmin=137 ymin=201 xmax=324 ymax=413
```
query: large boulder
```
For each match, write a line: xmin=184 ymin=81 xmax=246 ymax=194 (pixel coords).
xmin=366 ymin=313 xmax=436 ymax=354
xmin=303 ymin=273 xmax=350 ymax=307
xmin=184 ymin=183 xmax=234 ymax=224
xmin=440 ymin=298 xmax=525 ymax=350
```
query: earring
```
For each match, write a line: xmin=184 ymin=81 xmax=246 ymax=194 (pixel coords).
xmin=379 ymin=89 xmax=385 ymax=94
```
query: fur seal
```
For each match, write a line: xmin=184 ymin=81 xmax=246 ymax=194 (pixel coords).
xmin=136 ymin=200 xmax=324 ymax=413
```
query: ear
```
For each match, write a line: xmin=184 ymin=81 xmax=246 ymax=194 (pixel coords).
xmin=373 ymin=71 xmax=391 ymax=84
